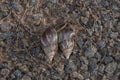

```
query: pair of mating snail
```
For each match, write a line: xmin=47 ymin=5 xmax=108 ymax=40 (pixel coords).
xmin=40 ymin=24 xmax=75 ymax=61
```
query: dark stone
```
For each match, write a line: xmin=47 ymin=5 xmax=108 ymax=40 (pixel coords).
xmin=13 ymin=70 xmax=22 ymax=78
xmin=30 ymin=0 xmax=37 ymax=6
xmin=81 ymin=64 xmax=88 ymax=71
xmin=66 ymin=5 xmax=74 ymax=13
xmin=31 ymin=77 xmax=37 ymax=80
xmin=64 ymin=60 xmax=77 ymax=74
xmin=93 ymin=21 xmax=102 ymax=32
xmin=22 ymin=76 xmax=31 ymax=80
xmin=111 ymin=2 xmax=120 ymax=11
xmin=98 ymin=64 xmax=105 ymax=73
xmin=118 ymin=63 xmax=120 ymax=69
xmin=85 ymin=48 xmax=96 ymax=58
xmin=110 ymin=32 xmax=118 ymax=39
xmin=0 ymin=31 xmax=10 ymax=40
xmin=80 ymin=56 xmax=88 ymax=65
xmin=115 ymin=56 xmax=120 ymax=62
xmin=0 ymin=22 xmax=11 ymax=31
xmin=76 ymin=38 xmax=84 ymax=49
xmin=0 ymin=62 xmax=8 ymax=69
xmin=103 ymin=56 xmax=113 ymax=64
xmin=81 ymin=71 xmax=90 ymax=79
xmin=97 ymin=39 xmax=106 ymax=48
xmin=0 ymin=68 xmax=10 ymax=76
xmin=30 ymin=46 xmax=40 ymax=56
xmin=94 ymin=52 xmax=102 ymax=61
xmin=100 ymin=0 xmax=109 ymax=7
xmin=105 ymin=62 xmax=117 ymax=74
xmin=12 ymin=3 xmax=23 ymax=14
xmin=88 ymin=59 xmax=97 ymax=72
xmin=81 ymin=16 xmax=88 ymax=25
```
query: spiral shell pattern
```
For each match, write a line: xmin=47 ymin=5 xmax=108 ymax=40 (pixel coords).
xmin=40 ymin=27 xmax=58 ymax=61
xmin=58 ymin=26 xmax=75 ymax=59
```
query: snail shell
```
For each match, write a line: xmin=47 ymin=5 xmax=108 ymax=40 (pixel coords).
xmin=58 ymin=25 xmax=75 ymax=59
xmin=40 ymin=27 xmax=58 ymax=61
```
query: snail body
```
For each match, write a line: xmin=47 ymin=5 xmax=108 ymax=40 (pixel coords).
xmin=58 ymin=25 xmax=75 ymax=59
xmin=40 ymin=27 xmax=58 ymax=61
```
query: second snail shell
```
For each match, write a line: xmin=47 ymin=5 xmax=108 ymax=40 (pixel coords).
xmin=58 ymin=25 xmax=75 ymax=59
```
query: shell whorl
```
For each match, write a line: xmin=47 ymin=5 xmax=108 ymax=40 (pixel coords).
xmin=41 ymin=27 xmax=58 ymax=61
xmin=58 ymin=26 xmax=75 ymax=59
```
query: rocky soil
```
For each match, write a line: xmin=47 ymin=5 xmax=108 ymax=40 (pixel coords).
xmin=0 ymin=0 xmax=120 ymax=80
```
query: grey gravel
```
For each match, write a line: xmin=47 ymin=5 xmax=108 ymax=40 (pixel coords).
xmin=105 ymin=62 xmax=117 ymax=74
xmin=71 ymin=71 xmax=84 ymax=80
xmin=94 ymin=52 xmax=102 ymax=61
xmin=82 ymin=71 xmax=90 ymax=79
xmin=0 ymin=0 xmax=119 ymax=80
xmin=80 ymin=56 xmax=88 ymax=65
xmin=0 ymin=31 xmax=10 ymax=40
xmin=30 ymin=0 xmax=37 ymax=6
xmin=0 ymin=68 xmax=10 ymax=77
xmin=13 ymin=70 xmax=22 ymax=79
xmin=64 ymin=60 xmax=77 ymax=74
xmin=0 ymin=22 xmax=11 ymax=31
xmin=88 ymin=59 xmax=97 ymax=72
xmin=76 ymin=38 xmax=84 ymax=49
xmin=117 ymin=63 xmax=120 ymax=69
xmin=100 ymin=0 xmax=109 ymax=7
xmin=103 ymin=56 xmax=113 ymax=64
xmin=97 ymin=39 xmax=106 ymax=48
xmin=110 ymin=32 xmax=118 ymax=39
xmin=98 ymin=64 xmax=105 ymax=73
xmin=85 ymin=48 xmax=96 ymax=58
xmin=22 ymin=76 xmax=31 ymax=80
xmin=81 ymin=16 xmax=89 ymax=25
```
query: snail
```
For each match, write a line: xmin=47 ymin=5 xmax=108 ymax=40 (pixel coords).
xmin=40 ymin=27 xmax=58 ymax=61
xmin=58 ymin=24 xmax=75 ymax=59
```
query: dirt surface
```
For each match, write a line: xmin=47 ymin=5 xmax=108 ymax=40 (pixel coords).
xmin=0 ymin=0 xmax=120 ymax=80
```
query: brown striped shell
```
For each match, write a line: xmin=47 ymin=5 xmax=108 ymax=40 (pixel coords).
xmin=40 ymin=27 xmax=58 ymax=61
xmin=58 ymin=26 xmax=75 ymax=59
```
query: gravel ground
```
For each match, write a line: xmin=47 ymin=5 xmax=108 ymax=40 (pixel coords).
xmin=0 ymin=0 xmax=120 ymax=80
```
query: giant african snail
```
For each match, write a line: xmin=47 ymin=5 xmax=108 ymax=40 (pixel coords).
xmin=40 ymin=27 xmax=58 ymax=61
xmin=58 ymin=24 xmax=75 ymax=59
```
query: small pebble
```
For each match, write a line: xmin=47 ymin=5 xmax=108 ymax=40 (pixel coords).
xmin=105 ymin=62 xmax=117 ymax=74
xmin=13 ymin=70 xmax=22 ymax=78
xmin=0 ymin=22 xmax=11 ymax=31
xmin=85 ymin=48 xmax=96 ymax=58
xmin=81 ymin=64 xmax=88 ymax=71
xmin=0 ymin=31 xmax=10 ymax=40
xmin=94 ymin=52 xmax=102 ymax=61
xmin=117 ymin=63 xmax=120 ymax=69
xmin=64 ymin=60 xmax=77 ymax=74
xmin=97 ymin=39 xmax=106 ymax=48
xmin=0 ymin=68 xmax=10 ymax=76
xmin=13 ymin=3 xmax=23 ymax=14
xmin=110 ymin=32 xmax=118 ymax=39
xmin=22 ymin=76 xmax=31 ymax=80
xmin=76 ymin=38 xmax=84 ymax=49
xmin=30 ymin=0 xmax=37 ymax=6
xmin=80 ymin=56 xmax=88 ymax=65
xmin=82 ymin=71 xmax=90 ymax=79
xmin=111 ymin=2 xmax=119 ymax=11
xmin=30 ymin=46 xmax=40 ymax=56
xmin=98 ymin=64 xmax=105 ymax=73
xmin=100 ymin=0 xmax=109 ymax=7
xmin=72 ymin=71 xmax=84 ymax=80
xmin=81 ymin=16 xmax=88 ymax=25
xmin=88 ymin=59 xmax=97 ymax=72
xmin=103 ymin=56 xmax=113 ymax=64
